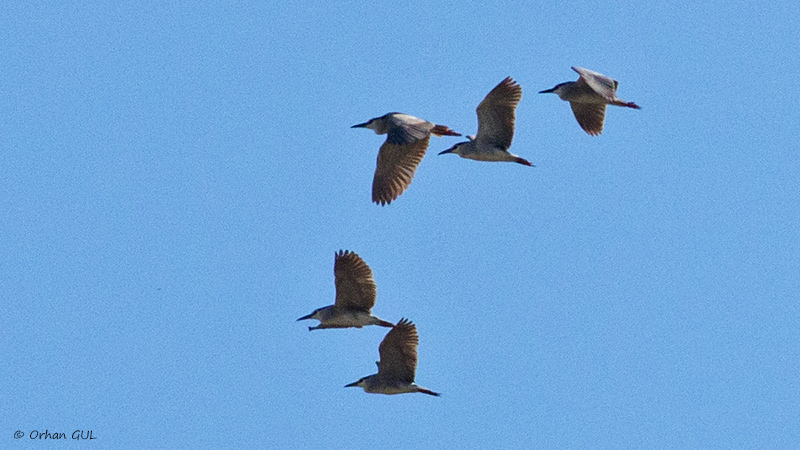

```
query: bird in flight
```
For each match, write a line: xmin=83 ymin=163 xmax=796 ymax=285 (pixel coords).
xmin=539 ymin=66 xmax=640 ymax=136
xmin=438 ymin=77 xmax=533 ymax=166
xmin=297 ymin=250 xmax=393 ymax=331
xmin=345 ymin=318 xmax=440 ymax=396
xmin=352 ymin=113 xmax=461 ymax=205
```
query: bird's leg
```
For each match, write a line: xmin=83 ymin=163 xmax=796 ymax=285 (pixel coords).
xmin=611 ymin=99 xmax=641 ymax=109
xmin=431 ymin=124 xmax=462 ymax=137
xmin=514 ymin=157 xmax=534 ymax=167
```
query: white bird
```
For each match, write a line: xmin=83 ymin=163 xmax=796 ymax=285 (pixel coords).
xmin=297 ymin=250 xmax=393 ymax=331
xmin=539 ymin=66 xmax=640 ymax=136
xmin=438 ymin=77 xmax=533 ymax=166
xmin=352 ymin=113 xmax=461 ymax=205
xmin=345 ymin=318 xmax=440 ymax=396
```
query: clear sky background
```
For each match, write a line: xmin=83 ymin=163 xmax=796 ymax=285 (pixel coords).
xmin=2 ymin=1 xmax=799 ymax=449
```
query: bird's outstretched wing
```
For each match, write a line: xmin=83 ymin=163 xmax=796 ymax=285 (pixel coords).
xmin=372 ymin=136 xmax=430 ymax=205
xmin=385 ymin=114 xmax=434 ymax=145
xmin=475 ymin=77 xmax=521 ymax=150
xmin=572 ymin=67 xmax=618 ymax=101
xmin=570 ymin=102 xmax=607 ymax=136
xmin=378 ymin=318 xmax=418 ymax=383
xmin=334 ymin=250 xmax=377 ymax=311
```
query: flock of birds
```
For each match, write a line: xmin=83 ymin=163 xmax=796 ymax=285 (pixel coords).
xmin=298 ymin=67 xmax=641 ymax=397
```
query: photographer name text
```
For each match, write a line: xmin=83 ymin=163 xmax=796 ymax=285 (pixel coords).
xmin=14 ymin=430 xmax=96 ymax=440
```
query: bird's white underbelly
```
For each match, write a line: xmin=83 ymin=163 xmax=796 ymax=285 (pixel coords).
xmin=324 ymin=311 xmax=375 ymax=328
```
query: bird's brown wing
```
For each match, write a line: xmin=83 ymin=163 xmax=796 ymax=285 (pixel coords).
xmin=378 ymin=318 xmax=418 ymax=383
xmin=476 ymin=77 xmax=522 ymax=149
xmin=372 ymin=136 xmax=430 ymax=206
xmin=334 ymin=250 xmax=377 ymax=312
xmin=570 ymin=102 xmax=607 ymax=136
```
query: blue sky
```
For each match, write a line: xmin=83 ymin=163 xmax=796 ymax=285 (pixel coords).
xmin=2 ymin=1 xmax=799 ymax=448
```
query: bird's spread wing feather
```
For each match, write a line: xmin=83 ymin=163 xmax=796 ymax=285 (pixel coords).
xmin=385 ymin=114 xmax=434 ymax=145
xmin=378 ymin=318 xmax=418 ymax=383
xmin=475 ymin=77 xmax=521 ymax=150
xmin=334 ymin=250 xmax=377 ymax=311
xmin=572 ymin=67 xmax=618 ymax=101
xmin=372 ymin=137 xmax=430 ymax=205
xmin=570 ymin=102 xmax=607 ymax=136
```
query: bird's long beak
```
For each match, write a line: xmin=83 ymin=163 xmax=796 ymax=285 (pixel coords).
xmin=344 ymin=381 xmax=359 ymax=388
xmin=351 ymin=122 xmax=369 ymax=128
xmin=296 ymin=313 xmax=314 ymax=321
xmin=438 ymin=147 xmax=455 ymax=155
xmin=538 ymin=87 xmax=556 ymax=94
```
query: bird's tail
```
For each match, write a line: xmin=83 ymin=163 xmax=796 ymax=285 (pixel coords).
xmin=431 ymin=125 xmax=461 ymax=137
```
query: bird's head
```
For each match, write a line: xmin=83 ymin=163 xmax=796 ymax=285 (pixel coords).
xmin=351 ymin=117 xmax=378 ymax=130
xmin=539 ymin=82 xmax=570 ymax=99
xmin=352 ymin=113 xmax=396 ymax=134
xmin=296 ymin=308 xmax=321 ymax=322
xmin=438 ymin=142 xmax=466 ymax=156
xmin=344 ymin=377 xmax=368 ymax=390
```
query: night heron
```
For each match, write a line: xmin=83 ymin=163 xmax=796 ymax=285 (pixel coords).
xmin=438 ymin=77 xmax=533 ymax=166
xmin=352 ymin=113 xmax=461 ymax=205
xmin=297 ymin=250 xmax=393 ymax=331
xmin=539 ymin=66 xmax=640 ymax=136
xmin=345 ymin=318 xmax=440 ymax=396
